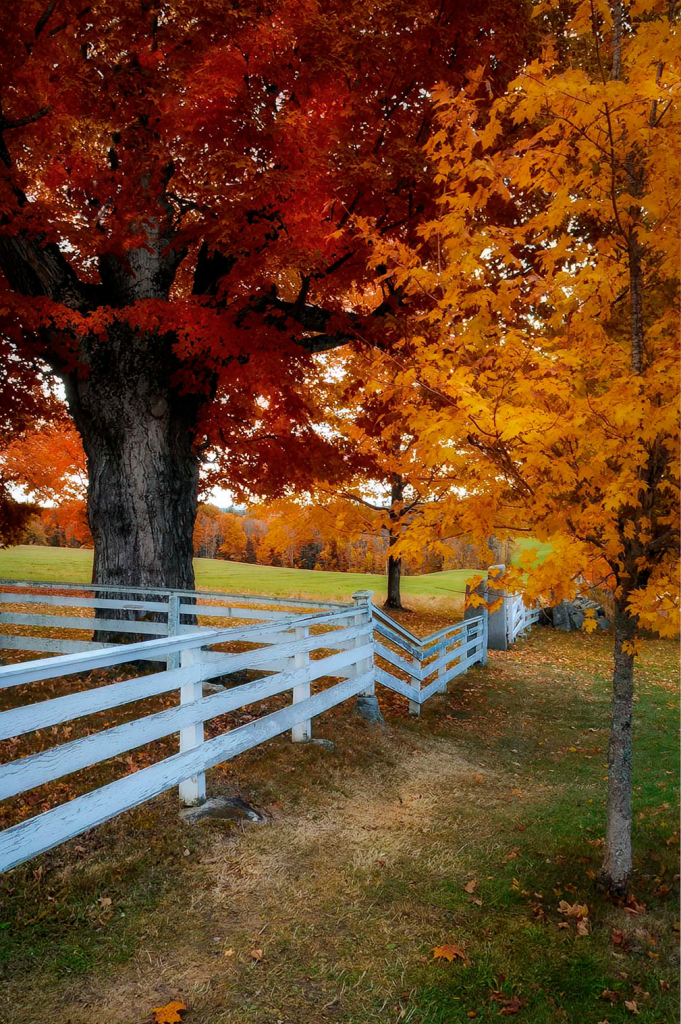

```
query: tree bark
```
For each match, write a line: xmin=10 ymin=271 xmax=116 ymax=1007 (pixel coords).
xmin=383 ymin=476 xmax=405 ymax=610
xmin=599 ymin=594 xmax=637 ymax=895
xmin=62 ymin=323 xmax=201 ymax=592
xmin=385 ymin=552 xmax=403 ymax=610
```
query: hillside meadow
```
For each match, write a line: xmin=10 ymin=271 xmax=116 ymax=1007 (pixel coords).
xmin=0 ymin=545 xmax=486 ymax=612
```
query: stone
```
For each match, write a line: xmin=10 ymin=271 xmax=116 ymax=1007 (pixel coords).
xmin=596 ymin=617 xmax=611 ymax=630
xmin=355 ymin=695 xmax=385 ymax=725
xmin=308 ymin=738 xmax=335 ymax=753
xmin=179 ymin=793 xmax=266 ymax=824
xmin=202 ymin=681 xmax=226 ymax=694
xmin=568 ymin=607 xmax=585 ymax=630
xmin=552 ymin=601 xmax=572 ymax=631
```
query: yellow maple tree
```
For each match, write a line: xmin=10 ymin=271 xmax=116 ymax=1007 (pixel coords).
xmin=376 ymin=0 xmax=679 ymax=893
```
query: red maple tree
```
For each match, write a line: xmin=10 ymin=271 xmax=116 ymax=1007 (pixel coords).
xmin=0 ymin=0 xmax=533 ymax=588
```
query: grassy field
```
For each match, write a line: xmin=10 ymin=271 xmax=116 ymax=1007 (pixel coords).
xmin=0 ymin=545 xmax=480 ymax=609
xmin=511 ymin=537 xmax=554 ymax=566
xmin=0 ymin=626 xmax=677 ymax=1024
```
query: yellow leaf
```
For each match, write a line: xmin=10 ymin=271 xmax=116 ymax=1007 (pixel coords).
xmin=151 ymin=1002 xmax=187 ymax=1024
xmin=432 ymin=943 xmax=471 ymax=965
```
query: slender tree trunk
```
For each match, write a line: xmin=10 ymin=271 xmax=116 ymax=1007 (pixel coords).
xmin=384 ymin=476 xmax=405 ymax=610
xmin=63 ymin=323 xmax=201 ymax=592
xmin=599 ymin=594 xmax=637 ymax=894
xmin=385 ymin=552 xmax=403 ymax=609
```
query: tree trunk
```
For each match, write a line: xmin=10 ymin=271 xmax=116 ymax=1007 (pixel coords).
xmin=383 ymin=476 xmax=405 ymax=610
xmin=63 ymin=323 xmax=201 ymax=592
xmin=599 ymin=595 xmax=637 ymax=895
xmin=385 ymin=552 xmax=403 ymax=610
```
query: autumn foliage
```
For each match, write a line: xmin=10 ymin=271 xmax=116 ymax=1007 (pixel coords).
xmin=0 ymin=0 xmax=534 ymax=588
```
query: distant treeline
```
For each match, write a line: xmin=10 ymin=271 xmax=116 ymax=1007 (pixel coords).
xmin=24 ymin=502 xmax=509 ymax=575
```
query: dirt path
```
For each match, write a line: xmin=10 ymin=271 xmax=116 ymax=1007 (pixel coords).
xmin=8 ymin=723 xmax=503 ymax=1024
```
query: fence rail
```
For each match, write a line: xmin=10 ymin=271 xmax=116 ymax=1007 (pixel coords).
xmin=0 ymin=598 xmax=374 ymax=873
xmin=372 ymin=606 xmax=487 ymax=716
xmin=0 ymin=574 xmax=541 ymax=872
xmin=506 ymin=594 xmax=541 ymax=645
xmin=0 ymin=579 xmax=347 ymax=658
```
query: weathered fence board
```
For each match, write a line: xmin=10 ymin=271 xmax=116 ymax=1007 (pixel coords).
xmin=0 ymin=573 xmax=541 ymax=870
xmin=0 ymin=669 xmax=372 ymax=873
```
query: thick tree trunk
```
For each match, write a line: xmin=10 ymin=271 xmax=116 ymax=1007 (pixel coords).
xmin=63 ymin=323 xmax=201 ymax=592
xmin=599 ymin=595 xmax=637 ymax=895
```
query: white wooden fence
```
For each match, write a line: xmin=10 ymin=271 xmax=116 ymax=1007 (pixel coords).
xmin=372 ymin=606 xmax=487 ymax=716
xmin=506 ymin=594 xmax=541 ymax=645
xmin=0 ymin=595 xmax=374 ymax=874
xmin=0 ymin=579 xmax=348 ymax=658
xmin=0 ymin=575 xmax=538 ymax=872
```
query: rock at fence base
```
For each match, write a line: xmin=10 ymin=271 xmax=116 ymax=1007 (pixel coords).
xmin=355 ymin=695 xmax=385 ymax=725
xmin=202 ymin=681 xmax=226 ymax=694
xmin=179 ymin=794 xmax=266 ymax=824
xmin=596 ymin=617 xmax=611 ymax=630
xmin=307 ymin=738 xmax=335 ymax=753
xmin=552 ymin=601 xmax=572 ymax=631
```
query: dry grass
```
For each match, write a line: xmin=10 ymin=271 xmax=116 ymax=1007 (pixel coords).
xmin=0 ymin=625 xmax=677 ymax=1024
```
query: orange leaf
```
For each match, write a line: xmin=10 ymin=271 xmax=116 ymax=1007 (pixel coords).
xmin=464 ymin=879 xmax=478 ymax=893
xmin=151 ymin=1002 xmax=187 ymax=1024
xmin=432 ymin=943 xmax=471 ymax=965
xmin=250 ymin=948 xmax=264 ymax=961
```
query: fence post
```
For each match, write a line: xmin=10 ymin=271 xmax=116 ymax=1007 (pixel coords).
xmin=167 ymin=591 xmax=181 ymax=670
xmin=486 ymin=564 xmax=509 ymax=651
xmin=351 ymin=591 xmax=383 ymax=724
xmin=291 ymin=625 xmax=311 ymax=742
xmin=178 ymin=647 xmax=206 ymax=806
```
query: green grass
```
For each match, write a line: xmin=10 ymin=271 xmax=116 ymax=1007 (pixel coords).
xmin=0 ymin=545 xmax=479 ymax=607
xmin=511 ymin=537 xmax=554 ymax=567
xmin=1 ymin=627 xmax=677 ymax=1024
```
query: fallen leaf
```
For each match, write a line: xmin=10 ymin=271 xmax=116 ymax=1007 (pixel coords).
xmin=624 ymin=1000 xmax=638 ymax=1014
xmin=557 ymin=901 xmax=588 ymax=919
xmin=498 ymin=996 xmax=526 ymax=1015
xmin=576 ymin=918 xmax=590 ymax=936
xmin=601 ymin=990 xmax=619 ymax=1004
xmin=432 ymin=943 xmax=470 ymax=965
xmin=152 ymin=1002 xmax=186 ymax=1024
xmin=467 ymin=1013 xmax=478 ymax=1019
xmin=623 ymin=896 xmax=646 ymax=916
xmin=611 ymin=929 xmax=625 ymax=945
xmin=224 ymin=948 xmax=235 ymax=957
xmin=250 ymin=948 xmax=264 ymax=961
xmin=464 ymin=879 xmax=478 ymax=893
xmin=98 ymin=897 xmax=112 ymax=907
